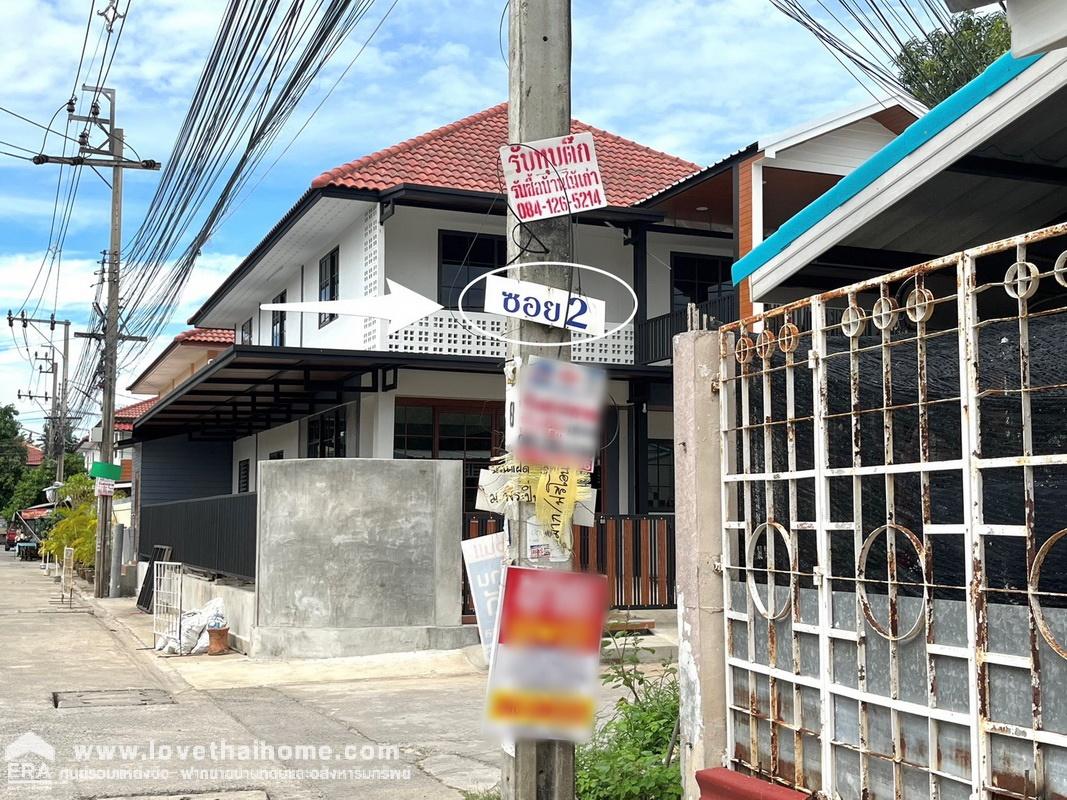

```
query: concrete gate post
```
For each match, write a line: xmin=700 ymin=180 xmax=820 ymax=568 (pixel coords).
xmin=673 ymin=330 xmax=726 ymax=799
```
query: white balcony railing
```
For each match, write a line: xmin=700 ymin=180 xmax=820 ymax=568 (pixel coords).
xmin=386 ymin=310 xmax=634 ymax=365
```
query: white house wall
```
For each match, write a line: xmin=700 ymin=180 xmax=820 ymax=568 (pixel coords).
xmin=767 ymin=117 xmax=898 ymax=176
xmin=645 ymin=232 xmax=734 ymax=319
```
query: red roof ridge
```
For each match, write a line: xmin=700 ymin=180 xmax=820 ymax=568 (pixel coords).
xmin=311 ymin=103 xmax=509 ymax=190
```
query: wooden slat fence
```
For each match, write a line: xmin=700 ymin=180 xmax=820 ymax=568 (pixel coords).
xmin=461 ymin=512 xmax=675 ymax=619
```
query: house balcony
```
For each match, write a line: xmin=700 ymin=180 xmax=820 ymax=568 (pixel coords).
xmin=385 ymin=310 xmax=636 ymax=365
xmin=635 ymin=295 xmax=738 ymax=365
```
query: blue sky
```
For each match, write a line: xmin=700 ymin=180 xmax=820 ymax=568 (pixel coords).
xmin=0 ymin=0 xmax=872 ymax=435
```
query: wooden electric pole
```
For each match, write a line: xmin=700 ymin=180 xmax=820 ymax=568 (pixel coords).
xmin=503 ymin=0 xmax=575 ymax=798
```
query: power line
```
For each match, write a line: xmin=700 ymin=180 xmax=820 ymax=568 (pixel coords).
xmin=117 ymin=0 xmax=395 ymax=370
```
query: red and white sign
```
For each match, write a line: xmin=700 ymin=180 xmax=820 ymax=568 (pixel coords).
xmin=500 ymin=131 xmax=607 ymax=223
xmin=485 ymin=566 xmax=608 ymax=741
xmin=94 ymin=478 xmax=115 ymax=497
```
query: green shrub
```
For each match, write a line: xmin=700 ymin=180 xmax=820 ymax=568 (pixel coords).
xmin=40 ymin=492 xmax=96 ymax=565
xmin=576 ymin=633 xmax=681 ymax=800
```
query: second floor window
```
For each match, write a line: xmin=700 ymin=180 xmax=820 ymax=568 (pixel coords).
xmin=239 ymin=317 xmax=252 ymax=345
xmin=237 ymin=459 xmax=250 ymax=493
xmin=670 ymin=252 xmax=736 ymax=317
xmin=439 ymin=230 xmax=507 ymax=310
xmin=271 ymin=290 xmax=286 ymax=347
xmin=319 ymin=248 xmax=339 ymax=327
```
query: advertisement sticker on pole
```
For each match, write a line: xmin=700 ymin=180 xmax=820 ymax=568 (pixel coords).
xmin=485 ymin=566 xmax=609 ymax=741
xmin=499 ymin=131 xmax=607 ymax=223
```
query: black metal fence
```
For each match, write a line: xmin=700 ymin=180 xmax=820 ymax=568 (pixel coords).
xmin=139 ymin=493 xmax=257 ymax=580
xmin=636 ymin=296 xmax=735 ymax=364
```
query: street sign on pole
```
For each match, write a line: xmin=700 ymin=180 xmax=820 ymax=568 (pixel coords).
xmin=483 ymin=275 xmax=606 ymax=337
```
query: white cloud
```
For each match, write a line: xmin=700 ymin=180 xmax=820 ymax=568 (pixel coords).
xmin=0 ymin=0 xmax=886 ymax=436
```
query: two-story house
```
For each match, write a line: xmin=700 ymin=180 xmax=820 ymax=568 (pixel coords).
xmin=123 ymin=97 xmax=921 ymax=621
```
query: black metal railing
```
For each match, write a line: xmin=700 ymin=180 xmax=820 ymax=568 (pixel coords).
xmin=139 ymin=493 xmax=257 ymax=580
xmin=636 ymin=295 xmax=737 ymax=365
xmin=461 ymin=512 xmax=676 ymax=616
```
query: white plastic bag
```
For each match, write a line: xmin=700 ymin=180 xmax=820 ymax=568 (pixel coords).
xmin=155 ymin=597 xmax=226 ymax=655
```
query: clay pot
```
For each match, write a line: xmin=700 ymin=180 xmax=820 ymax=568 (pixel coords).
xmin=207 ymin=627 xmax=230 ymax=656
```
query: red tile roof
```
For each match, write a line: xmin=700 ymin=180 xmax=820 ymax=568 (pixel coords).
xmin=24 ymin=443 xmax=43 ymax=467
xmin=175 ymin=328 xmax=234 ymax=345
xmin=115 ymin=397 xmax=159 ymax=431
xmin=311 ymin=103 xmax=701 ymax=207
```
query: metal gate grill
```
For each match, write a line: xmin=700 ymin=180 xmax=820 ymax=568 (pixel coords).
xmin=718 ymin=222 xmax=1067 ymax=799
xmin=152 ymin=561 xmax=183 ymax=652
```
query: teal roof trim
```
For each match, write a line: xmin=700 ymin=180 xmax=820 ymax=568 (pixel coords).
xmin=732 ymin=52 xmax=1043 ymax=285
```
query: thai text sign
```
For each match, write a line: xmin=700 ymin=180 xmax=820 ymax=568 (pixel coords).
xmin=486 ymin=566 xmax=608 ymax=741
xmin=94 ymin=478 xmax=115 ymax=497
xmin=506 ymin=357 xmax=606 ymax=471
xmin=483 ymin=275 xmax=606 ymax=337
xmin=500 ymin=131 xmax=606 ymax=223
xmin=461 ymin=531 xmax=506 ymax=662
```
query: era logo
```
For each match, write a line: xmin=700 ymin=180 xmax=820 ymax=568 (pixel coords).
xmin=4 ymin=733 xmax=53 ymax=787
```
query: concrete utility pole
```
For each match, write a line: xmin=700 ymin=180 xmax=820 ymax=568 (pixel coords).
xmin=504 ymin=1 xmax=575 ymax=798
xmin=11 ymin=314 xmax=74 ymax=483
xmin=34 ymin=87 xmax=156 ymax=597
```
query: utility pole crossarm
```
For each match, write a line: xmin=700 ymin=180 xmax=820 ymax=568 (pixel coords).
xmin=30 ymin=154 xmax=160 ymax=170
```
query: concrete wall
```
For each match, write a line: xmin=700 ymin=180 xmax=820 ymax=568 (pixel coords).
xmin=253 ymin=458 xmax=476 ymax=658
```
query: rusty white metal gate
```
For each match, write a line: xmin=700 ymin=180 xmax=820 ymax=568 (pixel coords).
xmin=717 ymin=222 xmax=1067 ymax=799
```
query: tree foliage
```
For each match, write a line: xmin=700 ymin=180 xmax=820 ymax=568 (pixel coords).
xmin=3 ymin=462 xmax=54 ymax=521
xmin=895 ymin=11 xmax=1011 ymax=108
xmin=0 ymin=405 xmax=25 ymax=517
xmin=40 ymin=475 xmax=97 ymax=565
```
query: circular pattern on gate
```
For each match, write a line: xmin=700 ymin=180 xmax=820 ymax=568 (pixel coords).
xmin=735 ymin=334 xmax=754 ymax=365
xmin=777 ymin=322 xmax=800 ymax=354
xmin=746 ymin=521 xmax=793 ymax=621
xmin=1029 ymin=527 xmax=1067 ymax=661
xmin=755 ymin=329 xmax=777 ymax=361
xmin=1055 ymin=251 xmax=1067 ymax=289
xmin=1004 ymin=260 xmax=1040 ymax=300
xmin=857 ymin=523 xmax=928 ymax=642
xmin=871 ymin=296 xmax=899 ymax=332
xmin=905 ymin=287 xmax=935 ymax=324
xmin=840 ymin=304 xmax=867 ymax=339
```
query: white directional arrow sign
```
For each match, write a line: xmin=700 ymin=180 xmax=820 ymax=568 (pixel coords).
xmin=259 ymin=279 xmax=442 ymax=335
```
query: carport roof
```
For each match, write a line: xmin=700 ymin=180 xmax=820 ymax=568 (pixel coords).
xmin=130 ymin=345 xmax=669 ymax=442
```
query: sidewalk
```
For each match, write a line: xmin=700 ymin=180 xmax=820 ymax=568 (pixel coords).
xmin=3 ymin=556 xmax=659 ymax=799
